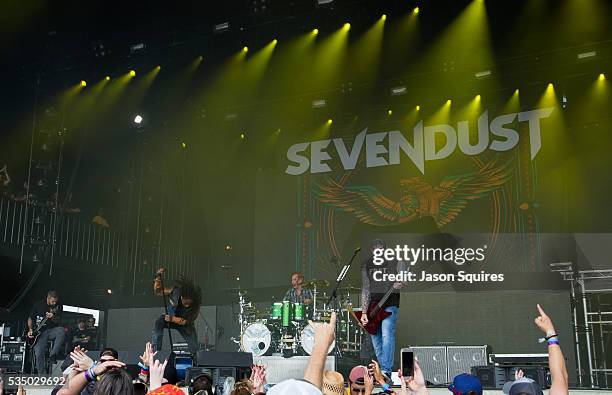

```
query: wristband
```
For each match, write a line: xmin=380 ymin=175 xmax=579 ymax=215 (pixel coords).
xmin=263 ymin=384 xmax=271 ymax=393
xmin=137 ymin=362 xmax=149 ymax=370
xmin=545 ymin=333 xmax=558 ymax=340
xmin=382 ymin=383 xmax=390 ymax=391
xmin=547 ymin=338 xmax=560 ymax=346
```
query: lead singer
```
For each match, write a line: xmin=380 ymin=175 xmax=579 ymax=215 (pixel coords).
xmin=151 ymin=268 xmax=201 ymax=353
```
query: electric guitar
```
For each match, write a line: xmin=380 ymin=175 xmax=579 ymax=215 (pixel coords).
xmin=26 ymin=306 xmax=59 ymax=347
xmin=351 ymin=287 xmax=396 ymax=335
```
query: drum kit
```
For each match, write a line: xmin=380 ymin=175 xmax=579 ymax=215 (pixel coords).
xmin=236 ymin=281 xmax=365 ymax=357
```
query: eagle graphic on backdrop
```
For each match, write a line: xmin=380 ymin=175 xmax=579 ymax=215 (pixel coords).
xmin=315 ymin=158 xmax=513 ymax=228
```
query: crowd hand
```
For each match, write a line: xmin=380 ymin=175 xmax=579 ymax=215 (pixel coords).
xmin=156 ymin=268 xmax=165 ymax=276
xmin=92 ymin=360 xmax=126 ymax=376
xmin=164 ymin=315 xmax=173 ymax=322
xmin=70 ymin=346 xmax=94 ymax=372
xmin=363 ymin=367 xmax=374 ymax=395
xmin=46 ymin=312 xmax=54 ymax=319
xmin=308 ymin=311 xmax=336 ymax=350
xmin=250 ymin=365 xmax=267 ymax=393
xmin=148 ymin=356 xmax=168 ymax=392
xmin=515 ymin=369 xmax=524 ymax=380
xmin=369 ymin=360 xmax=386 ymax=385
xmin=401 ymin=361 xmax=427 ymax=395
xmin=139 ymin=342 xmax=155 ymax=368
xmin=534 ymin=304 xmax=556 ymax=336
xmin=16 ymin=384 xmax=26 ymax=395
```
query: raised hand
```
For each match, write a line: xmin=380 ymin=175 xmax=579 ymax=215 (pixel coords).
xmin=156 ymin=268 xmax=166 ymax=276
xmin=148 ymin=356 xmax=168 ymax=391
xmin=139 ymin=342 xmax=156 ymax=367
xmin=404 ymin=361 xmax=427 ymax=394
xmin=534 ymin=304 xmax=556 ymax=336
xmin=370 ymin=360 xmax=386 ymax=384
xmin=92 ymin=360 xmax=126 ymax=376
xmin=308 ymin=311 xmax=336 ymax=350
xmin=70 ymin=346 xmax=94 ymax=372
xmin=363 ymin=367 xmax=374 ymax=395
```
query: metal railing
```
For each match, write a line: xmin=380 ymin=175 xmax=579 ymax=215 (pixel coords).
xmin=0 ymin=197 xmax=199 ymax=280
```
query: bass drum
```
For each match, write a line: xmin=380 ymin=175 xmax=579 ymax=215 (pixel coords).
xmin=300 ymin=323 xmax=335 ymax=355
xmin=241 ymin=322 xmax=272 ymax=357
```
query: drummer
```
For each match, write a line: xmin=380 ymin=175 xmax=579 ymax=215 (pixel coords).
xmin=283 ymin=272 xmax=313 ymax=305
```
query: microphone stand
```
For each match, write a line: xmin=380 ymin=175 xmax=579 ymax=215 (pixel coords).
xmin=157 ymin=272 xmax=175 ymax=353
xmin=327 ymin=248 xmax=361 ymax=310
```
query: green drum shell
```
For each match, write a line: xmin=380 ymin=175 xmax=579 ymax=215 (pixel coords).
xmin=293 ymin=303 xmax=304 ymax=321
xmin=281 ymin=300 xmax=291 ymax=327
xmin=271 ymin=302 xmax=282 ymax=319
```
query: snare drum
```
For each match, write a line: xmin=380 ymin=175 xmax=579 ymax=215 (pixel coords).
xmin=240 ymin=322 xmax=272 ymax=357
xmin=293 ymin=303 xmax=305 ymax=321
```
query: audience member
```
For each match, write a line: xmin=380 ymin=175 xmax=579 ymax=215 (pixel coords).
xmin=348 ymin=366 xmax=374 ymax=395
xmin=322 ymin=370 xmax=345 ymax=395
xmin=448 ymin=373 xmax=483 ymax=395
xmin=70 ymin=317 xmax=94 ymax=349
xmin=190 ymin=373 xmax=213 ymax=395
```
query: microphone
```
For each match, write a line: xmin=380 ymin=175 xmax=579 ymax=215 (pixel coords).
xmin=354 ymin=247 xmax=361 ymax=253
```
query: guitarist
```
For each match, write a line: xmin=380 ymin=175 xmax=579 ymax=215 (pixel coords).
xmin=360 ymin=239 xmax=405 ymax=380
xmin=151 ymin=268 xmax=201 ymax=354
xmin=27 ymin=290 xmax=66 ymax=374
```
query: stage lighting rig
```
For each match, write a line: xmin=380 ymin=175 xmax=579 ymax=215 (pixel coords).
xmin=134 ymin=115 xmax=143 ymax=124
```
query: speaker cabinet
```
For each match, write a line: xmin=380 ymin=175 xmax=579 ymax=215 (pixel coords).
xmin=447 ymin=346 xmax=489 ymax=381
xmin=409 ymin=346 xmax=448 ymax=384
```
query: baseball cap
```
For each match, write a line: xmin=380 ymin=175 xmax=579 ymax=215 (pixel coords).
xmin=502 ymin=377 xmax=544 ymax=395
xmin=448 ymin=373 xmax=483 ymax=395
xmin=349 ymin=365 xmax=368 ymax=383
xmin=268 ymin=379 xmax=323 ymax=395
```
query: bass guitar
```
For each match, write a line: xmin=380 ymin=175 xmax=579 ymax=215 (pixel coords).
xmin=351 ymin=287 xmax=396 ymax=335
xmin=26 ymin=307 xmax=59 ymax=347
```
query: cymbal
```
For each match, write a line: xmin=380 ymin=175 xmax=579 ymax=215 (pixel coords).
xmin=304 ymin=280 xmax=329 ymax=289
xmin=338 ymin=285 xmax=362 ymax=293
xmin=227 ymin=288 xmax=248 ymax=295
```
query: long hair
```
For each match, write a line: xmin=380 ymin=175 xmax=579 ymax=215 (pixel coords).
xmin=92 ymin=368 xmax=134 ymax=395
xmin=176 ymin=276 xmax=202 ymax=309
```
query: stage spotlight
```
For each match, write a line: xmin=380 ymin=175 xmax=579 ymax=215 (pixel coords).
xmin=129 ymin=70 xmax=136 ymax=77
xmin=343 ymin=23 xmax=351 ymax=31
xmin=416 ymin=105 xmax=420 ymax=111
xmin=548 ymin=82 xmax=554 ymax=88
xmin=105 ymin=76 xmax=111 ymax=81
xmin=243 ymin=46 xmax=249 ymax=52
xmin=225 ymin=244 xmax=232 ymax=251
xmin=327 ymin=119 xmax=333 ymax=125
xmin=413 ymin=7 xmax=419 ymax=14
xmin=134 ymin=115 xmax=143 ymax=124
xmin=515 ymin=89 xmax=519 ymax=95
xmin=446 ymin=99 xmax=452 ymax=105
xmin=312 ymin=28 xmax=319 ymax=35
xmin=387 ymin=109 xmax=393 ymax=116
xmin=312 ymin=99 xmax=327 ymax=108
xmin=474 ymin=70 xmax=492 ymax=79
xmin=181 ymin=142 xmax=187 ymax=148
xmin=577 ymin=51 xmax=597 ymax=60
xmin=80 ymin=80 xmax=87 ymax=87
xmin=156 ymin=65 xmax=161 ymax=70
xmin=381 ymin=14 xmax=387 ymax=21
xmin=107 ymin=289 xmax=113 ymax=295
xmin=272 ymin=39 xmax=278 ymax=44
xmin=240 ymin=132 xmax=246 ymax=139
xmin=390 ymin=86 xmax=407 ymax=96
xmin=599 ymin=73 xmax=606 ymax=81
xmin=475 ymin=94 xmax=481 ymax=101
